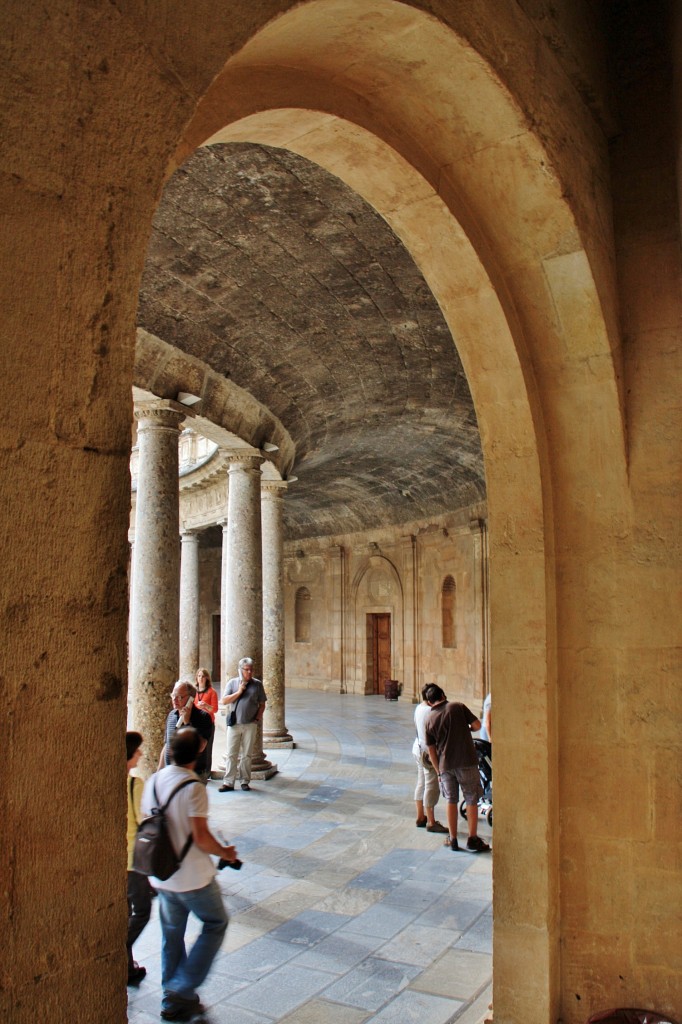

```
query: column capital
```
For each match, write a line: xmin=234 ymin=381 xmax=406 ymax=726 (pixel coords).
xmin=134 ymin=399 xmax=187 ymax=430
xmin=261 ymin=479 xmax=288 ymax=497
xmin=180 ymin=528 xmax=200 ymax=541
xmin=225 ymin=450 xmax=264 ymax=471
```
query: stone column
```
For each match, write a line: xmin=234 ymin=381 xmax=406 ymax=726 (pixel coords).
xmin=221 ymin=452 xmax=276 ymax=778
xmin=262 ymin=480 xmax=294 ymax=747
xmin=130 ymin=400 xmax=184 ymax=776
xmin=470 ymin=517 xmax=490 ymax=701
xmin=328 ymin=544 xmax=346 ymax=694
xmin=179 ymin=529 xmax=201 ymax=679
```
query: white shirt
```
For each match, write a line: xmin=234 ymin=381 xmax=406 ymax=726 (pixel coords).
xmin=412 ymin=701 xmax=432 ymax=757
xmin=140 ymin=765 xmax=215 ymax=892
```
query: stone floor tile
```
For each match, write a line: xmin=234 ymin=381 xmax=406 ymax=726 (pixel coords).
xmin=321 ymin=957 xmax=421 ymax=1011
xmin=267 ymin=909 xmax=350 ymax=947
xmin=452 ymin=909 xmax=493 ymax=954
xmin=415 ymin=895 xmax=491 ymax=932
xmin=409 ymin=948 xmax=492 ymax=1000
xmin=340 ymin=899 xmax=421 ymax=940
xmin=222 ymin=963 xmax=338 ymax=1016
xmin=277 ymin=997 xmax=370 ymax=1024
xmin=374 ymin=922 xmax=456 ymax=968
xmin=366 ymin=987 xmax=463 ymax=1023
xmin=295 ymin=929 xmax=385 ymax=973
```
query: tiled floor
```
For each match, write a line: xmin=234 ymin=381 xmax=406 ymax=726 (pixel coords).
xmin=128 ymin=691 xmax=493 ymax=1023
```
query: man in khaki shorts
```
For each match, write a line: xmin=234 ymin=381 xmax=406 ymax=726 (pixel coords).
xmin=424 ymin=684 xmax=491 ymax=853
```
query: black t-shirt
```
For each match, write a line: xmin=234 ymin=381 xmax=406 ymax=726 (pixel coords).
xmin=425 ymin=701 xmax=478 ymax=771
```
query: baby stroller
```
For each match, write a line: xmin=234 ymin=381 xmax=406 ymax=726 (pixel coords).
xmin=459 ymin=738 xmax=493 ymax=826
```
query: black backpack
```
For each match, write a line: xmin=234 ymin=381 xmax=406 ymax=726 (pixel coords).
xmin=132 ymin=777 xmax=198 ymax=880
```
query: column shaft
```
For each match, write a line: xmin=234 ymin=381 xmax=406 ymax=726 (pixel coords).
xmin=262 ymin=481 xmax=293 ymax=747
xmin=130 ymin=402 xmax=183 ymax=776
xmin=179 ymin=530 xmax=201 ymax=679
xmin=221 ymin=453 xmax=277 ymax=778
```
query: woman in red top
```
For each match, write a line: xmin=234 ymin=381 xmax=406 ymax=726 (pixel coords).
xmin=195 ymin=667 xmax=218 ymax=780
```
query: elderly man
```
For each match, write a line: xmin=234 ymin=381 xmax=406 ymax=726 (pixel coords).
xmin=218 ymin=657 xmax=266 ymax=792
xmin=159 ymin=681 xmax=213 ymax=780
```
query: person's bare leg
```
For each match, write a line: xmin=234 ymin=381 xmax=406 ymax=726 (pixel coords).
xmin=446 ymin=802 xmax=459 ymax=842
xmin=466 ymin=802 xmax=479 ymax=838
xmin=415 ymin=799 xmax=427 ymax=825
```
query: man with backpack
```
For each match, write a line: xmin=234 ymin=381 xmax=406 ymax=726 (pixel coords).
xmin=140 ymin=726 xmax=238 ymax=1021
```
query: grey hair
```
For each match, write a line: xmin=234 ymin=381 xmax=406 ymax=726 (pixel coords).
xmin=174 ymin=680 xmax=197 ymax=697
xmin=238 ymin=657 xmax=253 ymax=670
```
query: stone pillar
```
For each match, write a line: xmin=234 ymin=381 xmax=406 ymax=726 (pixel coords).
xmin=328 ymin=544 xmax=346 ymax=694
xmin=221 ymin=452 xmax=276 ymax=778
xmin=179 ymin=529 xmax=201 ymax=679
xmin=262 ymin=480 xmax=294 ymax=747
xmin=219 ymin=515 xmax=229 ymax=689
xmin=130 ymin=400 xmax=184 ymax=776
xmin=470 ymin=517 xmax=490 ymax=701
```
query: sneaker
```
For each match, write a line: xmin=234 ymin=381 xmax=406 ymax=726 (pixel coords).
xmin=426 ymin=821 xmax=449 ymax=834
xmin=466 ymin=836 xmax=491 ymax=853
xmin=241 ymin=782 xmax=251 ymax=791
xmin=443 ymin=835 xmax=460 ymax=851
xmin=218 ymin=783 xmax=234 ymax=792
xmin=415 ymin=817 xmax=427 ymax=828
xmin=127 ymin=962 xmax=146 ymax=986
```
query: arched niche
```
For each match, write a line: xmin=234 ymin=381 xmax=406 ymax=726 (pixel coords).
xmin=350 ymin=554 xmax=404 ymax=695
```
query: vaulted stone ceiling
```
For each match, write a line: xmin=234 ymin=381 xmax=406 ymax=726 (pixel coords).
xmin=138 ymin=143 xmax=484 ymax=540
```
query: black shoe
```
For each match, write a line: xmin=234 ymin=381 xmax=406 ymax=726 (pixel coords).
xmin=127 ymin=962 xmax=146 ymax=986
xmin=415 ymin=817 xmax=427 ymax=828
xmin=466 ymin=836 xmax=491 ymax=853
xmin=426 ymin=821 xmax=449 ymax=834
xmin=218 ymin=783 xmax=234 ymax=792
xmin=241 ymin=782 xmax=251 ymax=791
xmin=161 ymin=994 xmax=204 ymax=1021
xmin=443 ymin=835 xmax=460 ymax=851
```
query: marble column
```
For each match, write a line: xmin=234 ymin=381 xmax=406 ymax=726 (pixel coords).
xmin=130 ymin=400 xmax=184 ymax=776
xmin=262 ymin=480 xmax=294 ymax=747
xmin=179 ymin=529 xmax=200 ymax=679
xmin=221 ymin=452 xmax=276 ymax=778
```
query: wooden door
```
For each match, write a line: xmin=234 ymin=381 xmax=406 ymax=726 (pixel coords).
xmin=367 ymin=613 xmax=391 ymax=694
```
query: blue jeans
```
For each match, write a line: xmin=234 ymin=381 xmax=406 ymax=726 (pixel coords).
xmin=158 ymin=879 xmax=228 ymax=1008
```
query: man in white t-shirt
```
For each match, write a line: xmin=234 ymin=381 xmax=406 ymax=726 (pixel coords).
xmin=141 ymin=727 xmax=239 ymax=1021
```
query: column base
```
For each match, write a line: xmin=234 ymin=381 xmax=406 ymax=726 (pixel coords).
xmin=250 ymin=758 xmax=278 ymax=780
xmin=263 ymin=731 xmax=295 ymax=749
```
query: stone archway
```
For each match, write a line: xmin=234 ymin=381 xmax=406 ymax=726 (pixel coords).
xmin=2 ymin=3 xmax=645 ymax=1023
xmin=166 ymin=5 xmax=628 ymax=1021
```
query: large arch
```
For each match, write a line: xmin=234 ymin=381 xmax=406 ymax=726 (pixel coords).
xmin=3 ymin=2 xmax=668 ymax=1024
xmin=164 ymin=6 xmax=628 ymax=1020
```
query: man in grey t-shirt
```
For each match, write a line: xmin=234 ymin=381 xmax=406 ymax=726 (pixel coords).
xmin=218 ymin=657 xmax=266 ymax=792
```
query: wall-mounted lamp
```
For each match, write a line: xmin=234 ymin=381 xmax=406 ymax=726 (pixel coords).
xmin=262 ymin=442 xmax=279 ymax=453
xmin=177 ymin=392 xmax=201 ymax=407
xmin=287 ymin=475 xmax=298 ymax=483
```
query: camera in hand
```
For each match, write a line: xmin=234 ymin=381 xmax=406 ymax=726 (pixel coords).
xmin=218 ymin=856 xmax=242 ymax=871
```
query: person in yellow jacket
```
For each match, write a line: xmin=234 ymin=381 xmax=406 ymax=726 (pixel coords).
xmin=127 ymin=731 xmax=152 ymax=986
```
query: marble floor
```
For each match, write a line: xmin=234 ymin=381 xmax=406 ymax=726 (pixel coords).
xmin=127 ymin=691 xmax=493 ymax=1024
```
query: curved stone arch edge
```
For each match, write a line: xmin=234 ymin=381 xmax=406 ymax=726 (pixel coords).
xmin=133 ymin=329 xmax=296 ymax=479
xmin=150 ymin=7 xmax=629 ymax=1020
